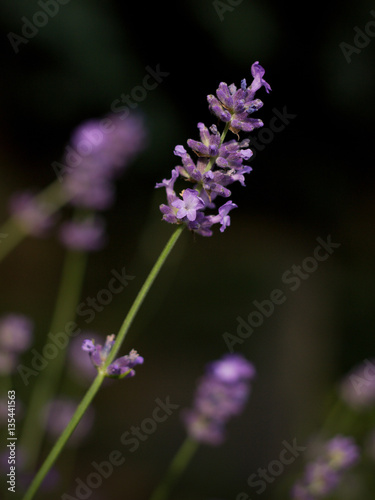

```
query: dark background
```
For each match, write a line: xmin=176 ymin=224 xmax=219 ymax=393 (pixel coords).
xmin=0 ymin=1 xmax=374 ymax=499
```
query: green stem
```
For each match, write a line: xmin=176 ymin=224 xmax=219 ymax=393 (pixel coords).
xmin=220 ymin=121 xmax=231 ymax=143
xmin=19 ymin=249 xmax=87 ymax=471
xmin=22 ymin=372 xmax=105 ymax=500
xmin=204 ymin=121 xmax=231 ymax=174
xmin=0 ymin=180 xmax=67 ymax=264
xmin=149 ymin=437 xmax=199 ymax=500
xmin=102 ymin=224 xmax=185 ymax=367
xmin=21 ymin=224 xmax=185 ymax=500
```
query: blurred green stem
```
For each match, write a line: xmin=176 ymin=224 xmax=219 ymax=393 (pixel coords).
xmin=149 ymin=437 xmax=199 ymax=500
xmin=19 ymin=248 xmax=87 ymax=471
xmin=22 ymin=224 xmax=185 ymax=500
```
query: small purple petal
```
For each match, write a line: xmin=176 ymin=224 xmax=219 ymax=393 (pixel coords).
xmin=172 ymin=189 xmax=205 ymax=222
xmin=81 ymin=339 xmax=96 ymax=353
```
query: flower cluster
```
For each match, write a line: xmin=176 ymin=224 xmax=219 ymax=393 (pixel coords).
xmin=181 ymin=353 xmax=256 ymax=445
xmin=59 ymin=113 xmax=147 ymax=251
xmin=156 ymin=62 xmax=271 ymax=236
xmin=82 ymin=334 xmax=144 ymax=379
xmin=0 ymin=313 xmax=33 ymax=375
xmin=62 ymin=114 xmax=147 ymax=211
xmin=8 ymin=113 xmax=147 ymax=252
xmin=291 ymin=435 xmax=360 ymax=499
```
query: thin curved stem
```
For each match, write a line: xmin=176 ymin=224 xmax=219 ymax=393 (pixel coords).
xmin=22 ymin=372 xmax=105 ymax=500
xmin=149 ymin=437 xmax=199 ymax=500
xmin=102 ymin=224 xmax=185 ymax=368
xmin=0 ymin=180 xmax=66 ymax=264
xmin=21 ymin=224 xmax=185 ymax=500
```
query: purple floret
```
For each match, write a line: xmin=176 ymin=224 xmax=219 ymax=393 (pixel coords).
xmin=171 ymin=189 xmax=205 ymax=222
xmin=81 ymin=335 xmax=143 ymax=380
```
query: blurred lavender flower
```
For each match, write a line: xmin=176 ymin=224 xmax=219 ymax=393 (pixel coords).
xmin=291 ymin=435 xmax=360 ymax=499
xmin=62 ymin=114 xmax=147 ymax=211
xmin=82 ymin=334 xmax=144 ymax=379
xmin=325 ymin=435 xmax=360 ymax=470
xmin=0 ymin=314 xmax=33 ymax=373
xmin=156 ymin=62 xmax=270 ymax=236
xmin=43 ymin=397 xmax=95 ymax=446
xmin=57 ymin=113 xmax=147 ymax=251
xmin=58 ymin=216 xmax=107 ymax=252
xmin=340 ymin=359 xmax=375 ymax=409
xmin=8 ymin=191 xmax=56 ymax=236
xmin=181 ymin=354 xmax=256 ymax=445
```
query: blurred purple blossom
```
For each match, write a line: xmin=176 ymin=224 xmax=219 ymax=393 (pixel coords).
xmin=62 ymin=114 xmax=147 ymax=211
xmin=57 ymin=113 xmax=147 ymax=251
xmin=181 ymin=353 xmax=256 ymax=445
xmin=0 ymin=313 xmax=33 ymax=353
xmin=291 ymin=435 xmax=360 ymax=499
xmin=58 ymin=216 xmax=107 ymax=252
xmin=8 ymin=191 xmax=56 ymax=236
xmin=325 ymin=435 xmax=360 ymax=470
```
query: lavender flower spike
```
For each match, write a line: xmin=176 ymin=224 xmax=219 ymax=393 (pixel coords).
xmin=81 ymin=335 xmax=144 ymax=379
xmin=291 ymin=435 xmax=360 ymax=499
xmin=156 ymin=62 xmax=270 ymax=236
xmin=181 ymin=353 xmax=256 ymax=445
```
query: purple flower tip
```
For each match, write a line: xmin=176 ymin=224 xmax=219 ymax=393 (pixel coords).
xmin=156 ymin=61 xmax=271 ymax=236
xmin=81 ymin=339 xmax=96 ymax=353
xmin=81 ymin=336 xmax=143 ymax=380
